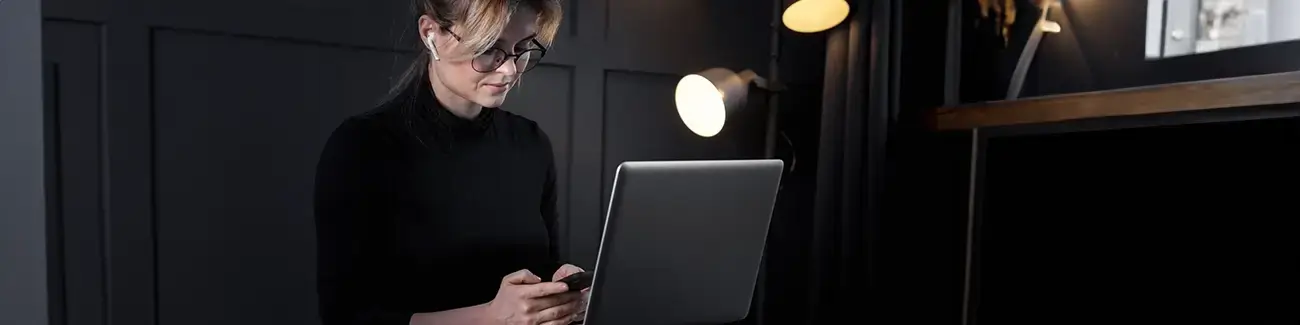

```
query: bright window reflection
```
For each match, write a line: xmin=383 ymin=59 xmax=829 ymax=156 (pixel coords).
xmin=1145 ymin=0 xmax=1300 ymax=59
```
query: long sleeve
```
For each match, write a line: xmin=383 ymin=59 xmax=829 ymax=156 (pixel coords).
xmin=313 ymin=118 xmax=410 ymax=325
xmin=538 ymin=129 xmax=566 ymax=275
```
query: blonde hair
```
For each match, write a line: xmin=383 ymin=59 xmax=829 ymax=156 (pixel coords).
xmin=387 ymin=0 xmax=561 ymax=98
xmin=421 ymin=0 xmax=562 ymax=56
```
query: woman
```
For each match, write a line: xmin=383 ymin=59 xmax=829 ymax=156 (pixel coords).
xmin=313 ymin=0 xmax=585 ymax=324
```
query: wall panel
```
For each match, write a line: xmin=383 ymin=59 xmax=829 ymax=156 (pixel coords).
xmin=43 ymin=20 xmax=107 ymax=325
xmin=605 ymin=0 xmax=771 ymax=75
xmin=151 ymin=29 xmax=405 ymax=325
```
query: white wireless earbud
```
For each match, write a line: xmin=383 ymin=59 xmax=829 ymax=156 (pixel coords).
xmin=426 ymin=34 xmax=440 ymax=61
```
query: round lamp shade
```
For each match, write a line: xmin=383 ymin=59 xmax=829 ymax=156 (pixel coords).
xmin=674 ymin=68 xmax=752 ymax=137
xmin=782 ymin=0 xmax=850 ymax=33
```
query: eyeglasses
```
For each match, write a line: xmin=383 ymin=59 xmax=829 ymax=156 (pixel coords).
xmin=444 ymin=28 xmax=547 ymax=73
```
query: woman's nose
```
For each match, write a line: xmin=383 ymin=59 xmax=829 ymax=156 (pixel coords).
xmin=496 ymin=58 xmax=518 ymax=76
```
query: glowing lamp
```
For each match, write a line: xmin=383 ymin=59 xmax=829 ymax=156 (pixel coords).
xmin=782 ymin=0 xmax=850 ymax=33
xmin=673 ymin=68 xmax=769 ymax=137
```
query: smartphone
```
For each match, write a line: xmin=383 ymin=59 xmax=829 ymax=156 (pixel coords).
xmin=557 ymin=271 xmax=593 ymax=292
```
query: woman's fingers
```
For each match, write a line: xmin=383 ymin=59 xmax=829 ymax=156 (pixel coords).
xmin=535 ymin=300 xmax=582 ymax=324
xmin=537 ymin=318 xmax=574 ymax=325
xmin=521 ymin=282 xmax=571 ymax=299
xmin=528 ymin=291 xmax=580 ymax=312
xmin=551 ymin=264 xmax=585 ymax=281
xmin=502 ymin=269 xmax=542 ymax=285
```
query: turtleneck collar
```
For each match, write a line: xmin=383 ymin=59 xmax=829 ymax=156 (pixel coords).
xmin=412 ymin=71 xmax=496 ymax=135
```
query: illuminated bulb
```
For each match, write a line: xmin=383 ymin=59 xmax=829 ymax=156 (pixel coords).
xmin=1041 ymin=20 xmax=1061 ymax=33
xmin=674 ymin=74 xmax=728 ymax=137
xmin=782 ymin=0 xmax=850 ymax=33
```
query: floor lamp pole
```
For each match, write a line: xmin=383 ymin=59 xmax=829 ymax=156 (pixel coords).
xmin=763 ymin=0 xmax=783 ymax=159
xmin=755 ymin=0 xmax=783 ymax=323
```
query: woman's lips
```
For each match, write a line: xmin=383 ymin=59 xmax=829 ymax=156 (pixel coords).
xmin=484 ymin=83 xmax=510 ymax=93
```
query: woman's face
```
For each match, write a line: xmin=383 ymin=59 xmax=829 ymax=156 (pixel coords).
xmin=423 ymin=7 xmax=541 ymax=109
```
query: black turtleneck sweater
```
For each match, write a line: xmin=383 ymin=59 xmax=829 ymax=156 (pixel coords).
xmin=313 ymin=75 xmax=564 ymax=325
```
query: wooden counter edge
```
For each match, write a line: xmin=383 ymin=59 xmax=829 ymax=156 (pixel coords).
xmin=931 ymin=71 xmax=1300 ymax=130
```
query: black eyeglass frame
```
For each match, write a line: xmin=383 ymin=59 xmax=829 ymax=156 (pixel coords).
xmin=443 ymin=27 xmax=548 ymax=73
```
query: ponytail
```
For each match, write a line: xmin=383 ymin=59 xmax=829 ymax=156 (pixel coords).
xmin=389 ymin=51 xmax=430 ymax=99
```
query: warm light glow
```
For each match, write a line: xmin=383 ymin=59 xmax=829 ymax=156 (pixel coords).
xmin=782 ymin=0 xmax=850 ymax=33
xmin=1041 ymin=20 xmax=1061 ymax=33
xmin=674 ymin=74 xmax=727 ymax=137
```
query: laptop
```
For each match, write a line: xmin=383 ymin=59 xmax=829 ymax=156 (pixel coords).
xmin=584 ymin=159 xmax=784 ymax=325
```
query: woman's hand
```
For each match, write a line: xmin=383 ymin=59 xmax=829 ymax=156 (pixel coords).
xmin=551 ymin=264 xmax=589 ymax=323
xmin=483 ymin=269 xmax=583 ymax=325
xmin=551 ymin=264 xmax=584 ymax=281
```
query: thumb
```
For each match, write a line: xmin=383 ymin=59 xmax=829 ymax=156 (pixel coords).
xmin=502 ymin=269 xmax=542 ymax=285
xmin=553 ymin=264 xmax=584 ymax=280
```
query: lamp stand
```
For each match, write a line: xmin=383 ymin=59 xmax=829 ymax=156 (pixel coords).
xmin=763 ymin=0 xmax=783 ymax=159
xmin=753 ymin=1 xmax=783 ymax=324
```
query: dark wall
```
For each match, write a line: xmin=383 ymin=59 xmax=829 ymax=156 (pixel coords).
xmin=40 ymin=0 xmax=799 ymax=324
xmin=939 ymin=2 xmax=1300 ymax=324
xmin=1 ymin=0 xmax=49 ymax=324
xmin=960 ymin=0 xmax=1300 ymax=102
xmin=872 ymin=0 xmax=975 ymax=323
xmin=973 ymin=115 xmax=1300 ymax=324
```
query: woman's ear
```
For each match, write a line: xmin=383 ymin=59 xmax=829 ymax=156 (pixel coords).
xmin=417 ymin=15 xmax=441 ymax=60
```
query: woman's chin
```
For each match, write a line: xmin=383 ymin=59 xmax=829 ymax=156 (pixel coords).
xmin=473 ymin=93 xmax=509 ymax=108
